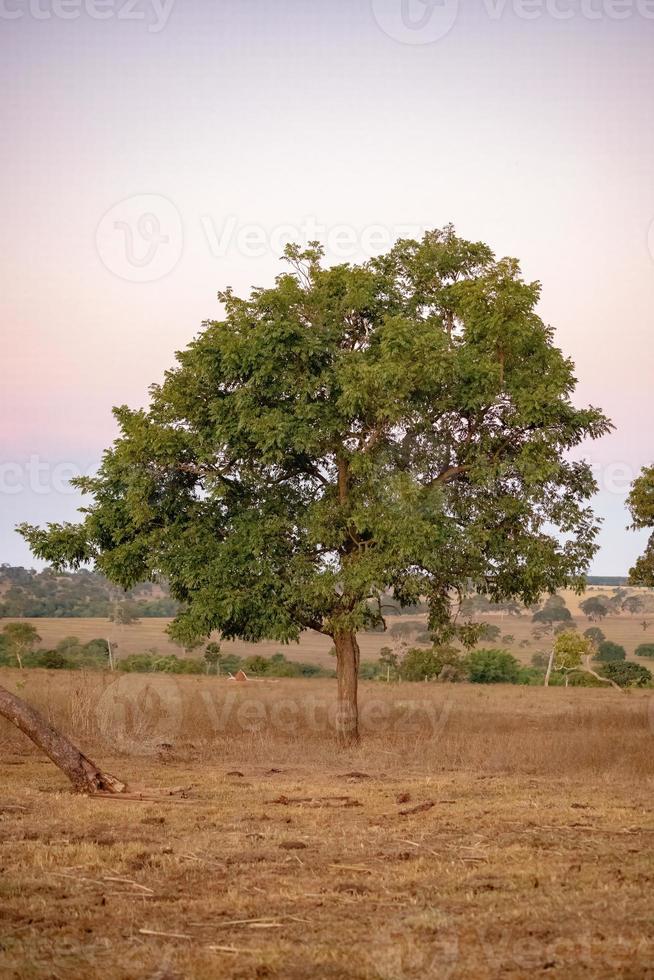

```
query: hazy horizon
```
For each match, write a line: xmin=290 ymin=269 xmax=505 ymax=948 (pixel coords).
xmin=2 ymin=1 xmax=653 ymax=575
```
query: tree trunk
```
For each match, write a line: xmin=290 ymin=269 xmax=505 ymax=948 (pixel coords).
xmin=0 ymin=683 xmax=126 ymax=794
xmin=544 ymin=648 xmax=555 ymax=687
xmin=580 ymin=657 xmax=625 ymax=693
xmin=333 ymin=630 xmax=360 ymax=745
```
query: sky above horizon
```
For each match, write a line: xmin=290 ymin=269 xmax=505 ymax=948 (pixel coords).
xmin=1 ymin=0 xmax=653 ymax=575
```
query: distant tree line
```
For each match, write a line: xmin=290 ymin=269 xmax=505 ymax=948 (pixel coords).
xmin=0 ymin=565 xmax=179 ymax=618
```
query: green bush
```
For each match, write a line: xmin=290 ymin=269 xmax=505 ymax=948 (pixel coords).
xmin=39 ymin=650 xmax=70 ymax=670
xmin=552 ymin=671 xmax=606 ymax=688
xmin=600 ymin=661 xmax=652 ymax=688
xmin=594 ymin=640 xmax=626 ymax=663
xmin=516 ymin=666 xmax=546 ymax=685
xmin=635 ymin=643 xmax=654 ymax=659
xmin=465 ymin=648 xmax=520 ymax=684
xmin=83 ymin=638 xmax=110 ymax=661
xmin=118 ymin=654 xmax=156 ymax=672
xmin=399 ymin=646 xmax=465 ymax=682
xmin=478 ymin=624 xmax=501 ymax=642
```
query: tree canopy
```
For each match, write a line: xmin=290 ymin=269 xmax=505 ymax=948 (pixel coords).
xmin=628 ymin=466 xmax=654 ymax=585
xmin=532 ymin=594 xmax=573 ymax=626
xmin=18 ymin=228 xmax=610 ymax=741
xmin=579 ymin=596 xmax=610 ymax=621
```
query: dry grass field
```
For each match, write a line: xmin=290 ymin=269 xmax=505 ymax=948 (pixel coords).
xmin=4 ymin=587 xmax=654 ymax=670
xmin=1 ymin=671 xmax=654 ymax=978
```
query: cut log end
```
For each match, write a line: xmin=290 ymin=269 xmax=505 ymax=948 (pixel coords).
xmin=77 ymin=759 xmax=128 ymax=795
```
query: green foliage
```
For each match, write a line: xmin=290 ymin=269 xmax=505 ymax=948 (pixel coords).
xmin=530 ymin=651 xmax=549 ymax=668
xmin=242 ymin=655 xmax=270 ymax=675
xmin=635 ymin=643 xmax=654 ymax=658
xmin=460 ymin=595 xmax=523 ymax=617
xmin=552 ymin=630 xmax=594 ymax=671
xmin=516 ymin=665 xmax=547 ymax=685
xmin=478 ymin=623 xmax=502 ymax=642
xmin=465 ymin=648 xmax=520 ymax=684
xmin=117 ymin=653 xmax=203 ymax=674
xmin=550 ymin=670 xmax=606 ymax=688
xmin=532 ymin=595 xmax=573 ymax=626
xmin=594 ymin=640 xmax=626 ymax=663
xmin=2 ymin=622 xmax=40 ymax=668
xmin=19 ymin=230 xmax=610 ymax=657
xmin=399 ymin=646 xmax=465 ymax=682
xmin=0 ymin=564 xmax=179 ymax=618
xmin=599 ymin=660 xmax=652 ymax=688
xmin=39 ymin=650 xmax=69 ymax=670
xmin=109 ymin=600 xmax=141 ymax=625
xmin=628 ymin=466 xmax=654 ymax=586
xmin=579 ymin=596 xmax=609 ymax=621
xmin=55 ymin=636 xmax=84 ymax=657
xmin=583 ymin=627 xmax=605 ymax=646
xmin=203 ymin=641 xmax=223 ymax=673
xmin=377 ymin=646 xmax=400 ymax=680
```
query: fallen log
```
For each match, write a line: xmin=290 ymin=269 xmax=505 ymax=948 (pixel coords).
xmin=0 ymin=683 xmax=126 ymax=794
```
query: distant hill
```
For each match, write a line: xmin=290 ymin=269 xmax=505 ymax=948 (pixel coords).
xmin=0 ymin=565 xmax=178 ymax=618
xmin=0 ymin=563 xmax=635 ymax=619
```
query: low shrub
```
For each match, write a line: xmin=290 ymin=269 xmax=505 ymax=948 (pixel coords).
xmin=399 ymin=646 xmax=465 ymax=682
xmin=594 ymin=641 xmax=626 ymax=663
xmin=465 ymin=649 xmax=521 ymax=684
xmin=600 ymin=661 xmax=652 ymax=688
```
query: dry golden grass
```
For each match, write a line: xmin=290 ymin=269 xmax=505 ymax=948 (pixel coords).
xmin=1 ymin=671 xmax=654 ymax=978
xmin=5 ymin=587 xmax=654 ymax=671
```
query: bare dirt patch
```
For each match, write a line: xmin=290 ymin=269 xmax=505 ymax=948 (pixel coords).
xmin=1 ymin=677 xmax=653 ymax=977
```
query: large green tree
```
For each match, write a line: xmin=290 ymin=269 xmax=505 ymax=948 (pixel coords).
xmin=18 ymin=228 xmax=610 ymax=742
xmin=628 ymin=465 xmax=654 ymax=585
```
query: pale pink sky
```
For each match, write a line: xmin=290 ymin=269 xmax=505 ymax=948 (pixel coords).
xmin=1 ymin=1 xmax=654 ymax=572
